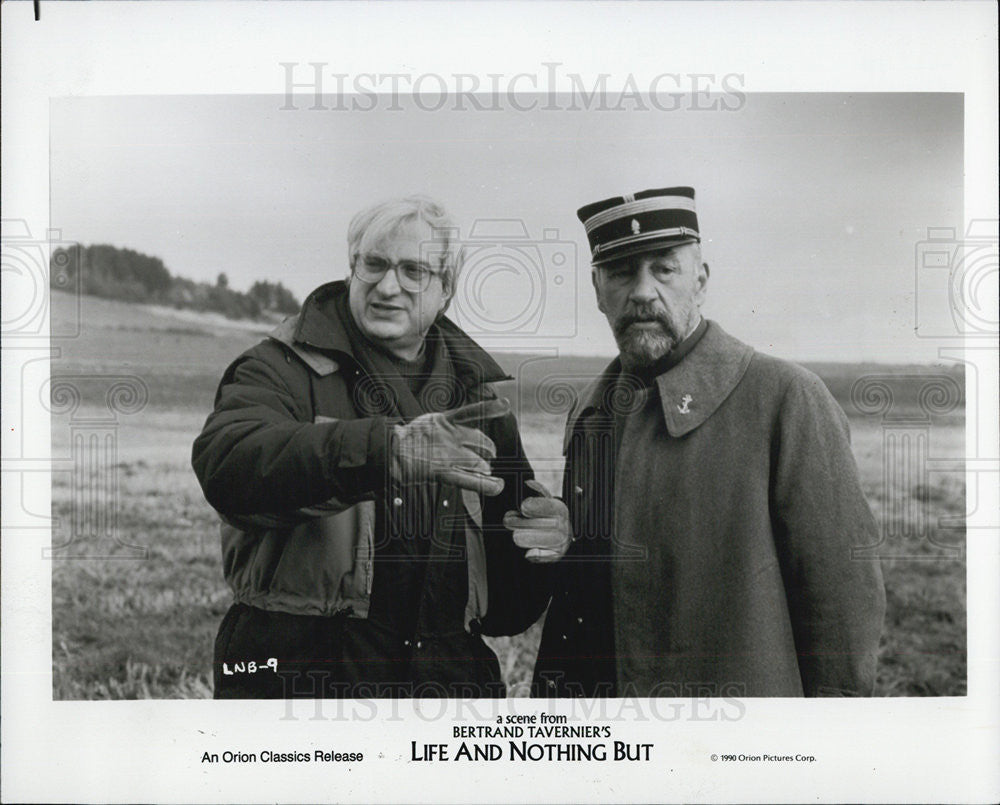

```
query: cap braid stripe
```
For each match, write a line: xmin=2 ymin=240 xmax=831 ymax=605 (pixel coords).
xmin=583 ymin=196 xmax=697 ymax=233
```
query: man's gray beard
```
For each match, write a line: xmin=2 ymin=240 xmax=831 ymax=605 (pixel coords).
xmin=616 ymin=326 xmax=679 ymax=371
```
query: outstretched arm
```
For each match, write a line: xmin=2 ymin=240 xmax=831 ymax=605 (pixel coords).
xmin=192 ymin=350 xmax=391 ymax=517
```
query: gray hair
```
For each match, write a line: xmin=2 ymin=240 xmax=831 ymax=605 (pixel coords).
xmin=347 ymin=195 xmax=464 ymax=300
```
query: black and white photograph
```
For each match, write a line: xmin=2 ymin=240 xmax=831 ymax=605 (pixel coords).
xmin=2 ymin=2 xmax=997 ymax=803
xmin=41 ymin=91 xmax=965 ymax=701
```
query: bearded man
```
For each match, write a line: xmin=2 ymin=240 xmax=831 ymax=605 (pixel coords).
xmin=526 ymin=187 xmax=885 ymax=698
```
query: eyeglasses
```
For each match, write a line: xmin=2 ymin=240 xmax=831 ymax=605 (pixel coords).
xmin=355 ymin=254 xmax=443 ymax=293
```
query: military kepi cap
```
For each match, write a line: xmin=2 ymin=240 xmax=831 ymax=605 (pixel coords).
xmin=577 ymin=187 xmax=700 ymax=265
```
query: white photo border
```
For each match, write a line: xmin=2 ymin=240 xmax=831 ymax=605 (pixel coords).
xmin=2 ymin=2 xmax=997 ymax=803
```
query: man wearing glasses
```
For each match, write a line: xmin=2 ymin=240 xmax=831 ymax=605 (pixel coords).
xmin=193 ymin=196 xmax=569 ymax=698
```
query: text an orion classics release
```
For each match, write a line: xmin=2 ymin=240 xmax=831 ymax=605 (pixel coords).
xmin=201 ymin=749 xmax=363 ymax=764
xmin=413 ymin=712 xmax=653 ymax=762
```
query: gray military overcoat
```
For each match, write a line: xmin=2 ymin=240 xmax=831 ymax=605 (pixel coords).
xmin=533 ymin=321 xmax=886 ymax=697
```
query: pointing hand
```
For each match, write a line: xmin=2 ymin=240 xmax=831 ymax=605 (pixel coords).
xmin=390 ymin=398 xmax=510 ymax=497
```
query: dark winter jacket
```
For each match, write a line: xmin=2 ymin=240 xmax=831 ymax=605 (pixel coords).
xmin=192 ymin=281 xmax=548 ymax=637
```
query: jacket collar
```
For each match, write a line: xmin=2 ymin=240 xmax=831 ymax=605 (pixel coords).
xmin=270 ymin=280 xmax=511 ymax=385
xmin=565 ymin=320 xmax=753 ymax=450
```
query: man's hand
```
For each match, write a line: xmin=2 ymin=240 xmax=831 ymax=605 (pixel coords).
xmin=390 ymin=399 xmax=510 ymax=496
xmin=503 ymin=480 xmax=571 ymax=563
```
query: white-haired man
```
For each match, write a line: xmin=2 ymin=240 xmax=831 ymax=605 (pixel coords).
xmin=193 ymin=196 xmax=568 ymax=698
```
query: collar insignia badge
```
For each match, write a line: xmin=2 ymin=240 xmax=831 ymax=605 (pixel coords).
xmin=631 ymin=218 xmax=641 ymax=235
xmin=677 ymin=394 xmax=692 ymax=414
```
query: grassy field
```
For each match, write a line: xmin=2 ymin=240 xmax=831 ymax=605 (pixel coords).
xmin=49 ymin=290 xmax=967 ymax=698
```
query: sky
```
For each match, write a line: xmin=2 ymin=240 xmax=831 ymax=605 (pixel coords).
xmin=49 ymin=92 xmax=963 ymax=362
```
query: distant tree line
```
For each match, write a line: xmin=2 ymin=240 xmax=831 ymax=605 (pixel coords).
xmin=50 ymin=243 xmax=301 ymax=320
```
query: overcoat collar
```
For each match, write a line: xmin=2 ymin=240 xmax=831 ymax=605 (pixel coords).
xmin=564 ymin=320 xmax=754 ymax=451
xmin=269 ymin=280 xmax=511 ymax=386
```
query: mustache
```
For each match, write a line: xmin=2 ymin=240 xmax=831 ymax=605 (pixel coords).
xmin=613 ymin=305 xmax=674 ymax=336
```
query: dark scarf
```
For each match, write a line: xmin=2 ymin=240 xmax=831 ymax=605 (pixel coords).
xmin=336 ymin=292 xmax=470 ymax=638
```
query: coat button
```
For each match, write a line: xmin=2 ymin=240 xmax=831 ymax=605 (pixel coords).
xmin=442 ymin=500 xmax=449 ymax=508
xmin=415 ymin=640 xmax=423 ymax=650
xmin=574 ymin=485 xmax=584 ymax=496
xmin=547 ymin=680 xmax=556 ymax=689
xmin=561 ymin=634 xmax=567 ymax=641
xmin=393 ymin=497 xmax=403 ymax=507
xmin=576 ymin=617 xmax=584 ymax=624
xmin=403 ymin=639 xmax=411 ymax=647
